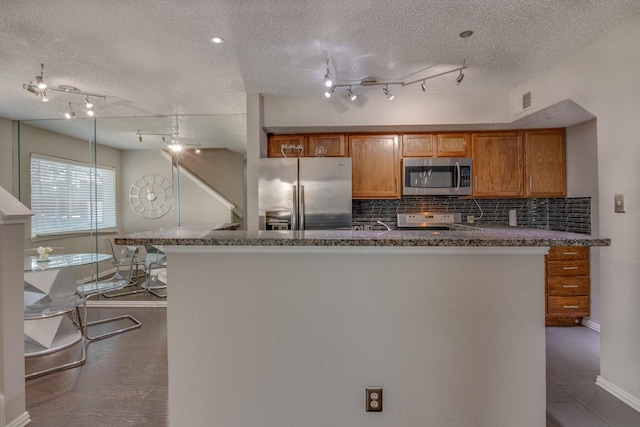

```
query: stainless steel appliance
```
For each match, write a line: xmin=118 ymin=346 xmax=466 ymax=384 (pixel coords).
xmin=403 ymin=158 xmax=472 ymax=196
xmin=259 ymin=157 xmax=352 ymax=230
xmin=397 ymin=212 xmax=462 ymax=230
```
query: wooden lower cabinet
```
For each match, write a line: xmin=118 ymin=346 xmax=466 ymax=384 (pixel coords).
xmin=545 ymin=246 xmax=590 ymax=326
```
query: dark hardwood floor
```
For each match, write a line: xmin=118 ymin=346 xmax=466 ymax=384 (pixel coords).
xmin=26 ymin=307 xmax=168 ymax=427
xmin=26 ymin=308 xmax=640 ymax=426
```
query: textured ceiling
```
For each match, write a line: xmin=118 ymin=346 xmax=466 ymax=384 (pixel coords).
xmin=1 ymin=0 xmax=639 ymax=151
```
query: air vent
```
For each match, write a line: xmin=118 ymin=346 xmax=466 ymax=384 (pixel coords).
xmin=522 ymin=90 xmax=533 ymax=110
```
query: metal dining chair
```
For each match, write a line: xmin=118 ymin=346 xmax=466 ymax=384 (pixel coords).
xmin=24 ymin=268 xmax=85 ymax=379
xmin=102 ymin=237 xmax=146 ymax=298
xmin=143 ymin=244 xmax=167 ymax=298
xmin=76 ymin=246 xmax=142 ymax=341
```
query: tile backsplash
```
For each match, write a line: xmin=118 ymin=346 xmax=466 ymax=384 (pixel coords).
xmin=353 ymin=197 xmax=591 ymax=234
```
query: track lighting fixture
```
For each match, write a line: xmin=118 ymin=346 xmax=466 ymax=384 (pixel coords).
xmin=321 ymin=59 xmax=468 ymax=99
xmin=22 ymin=63 xmax=109 ymax=115
xmin=347 ymin=87 xmax=357 ymax=101
xmin=65 ymin=102 xmax=76 ymax=119
xmin=135 ymin=121 xmax=202 ymax=152
xmin=383 ymin=85 xmax=394 ymax=101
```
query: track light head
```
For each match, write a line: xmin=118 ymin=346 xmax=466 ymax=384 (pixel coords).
xmin=65 ymin=102 xmax=75 ymax=119
xmin=35 ymin=75 xmax=46 ymax=90
xmin=83 ymin=97 xmax=93 ymax=108
xmin=383 ymin=86 xmax=394 ymax=100
xmin=324 ymin=73 xmax=333 ymax=88
xmin=421 ymin=81 xmax=428 ymax=92
xmin=324 ymin=59 xmax=333 ymax=87
xmin=324 ymin=86 xmax=335 ymax=98
xmin=86 ymin=106 xmax=95 ymax=116
xmin=347 ymin=87 xmax=357 ymax=101
xmin=41 ymin=91 xmax=49 ymax=102
xmin=456 ymin=70 xmax=464 ymax=85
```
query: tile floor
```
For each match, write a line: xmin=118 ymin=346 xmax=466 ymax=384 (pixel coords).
xmin=546 ymin=326 xmax=640 ymax=427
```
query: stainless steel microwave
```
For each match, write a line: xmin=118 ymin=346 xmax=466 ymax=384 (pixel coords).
xmin=402 ymin=158 xmax=472 ymax=196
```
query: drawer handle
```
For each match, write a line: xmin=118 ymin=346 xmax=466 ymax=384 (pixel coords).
xmin=563 ymin=305 xmax=579 ymax=309
xmin=562 ymin=252 xmax=579 ymax=255
xmin=563 ymin=285 xmax=579 ymax=288
xmin=563 ymin=266 xmax=579 ymax=270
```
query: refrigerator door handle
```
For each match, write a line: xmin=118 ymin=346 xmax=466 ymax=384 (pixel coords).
xmin=292 ymin=185 xmax=298 ymax=230
xmin=300 ymin=185 xmax=305 ymax=230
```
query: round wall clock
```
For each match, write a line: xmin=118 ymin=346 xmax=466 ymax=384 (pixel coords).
xmin=129 ymin=174 xmax=174 ymax=219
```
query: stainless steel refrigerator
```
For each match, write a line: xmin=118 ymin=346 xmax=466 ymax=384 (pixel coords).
xmin=259 ymin=157 xmax=352 ymax=230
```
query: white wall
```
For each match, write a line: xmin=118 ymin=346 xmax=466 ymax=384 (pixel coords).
xmin=510 ymin=16 xmax=640 ymax=403
xmin=566 ymin=119 xmax=601 ymax=327
xmin=120 ymin=150 xmax=234 ymax=233
xmin=264 ymin=92 xmax=510 ymax=128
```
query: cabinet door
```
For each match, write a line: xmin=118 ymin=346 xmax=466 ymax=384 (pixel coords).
xmin=524 ymin=129 xmax=566 ymax=197
xmin=437 ymin=133 xmax=469 ymax=157
xmin=349 ymin=135 xmax=400 ymax=199
xmin=268 ymin=135 xmax=307 ymax=158
xmin=471 ymin=132 xmax=523 ymax=197
xmin=402 ymin=134 xmax=434 ymax=157
xmin=308 ymin=134 xmax=347 ymax=157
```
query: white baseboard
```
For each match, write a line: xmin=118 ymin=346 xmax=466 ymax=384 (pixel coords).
xmin=596 ymin=375 xmax=640 ymax=413
xmin=583 ymin=319 xmax=601 ymax=333
xmin=6 ymin=412 xmax=30 ymax=427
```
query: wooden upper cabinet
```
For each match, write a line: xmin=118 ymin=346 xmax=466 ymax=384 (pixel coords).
xmin=437 ymin=133 xmax=469 ymax=157
xmin=349 ymin=135 xmax=400 ymax=199
xmin=524 ymin=129 xmax=566 ymax=197
xmin=308 ymin=134 xmax=348 ymax=157
xmin=402 ymin=134 xmax=434 ymax=157
xmin=471 ymin=132 xmax=524 ymax=197
xmin=268 ymin=135 xmax=307 ymax=158
xmin=402 ymin=133 xmax=469 ymax=157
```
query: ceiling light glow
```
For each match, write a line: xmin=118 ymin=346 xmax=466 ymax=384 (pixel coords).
xmin=211 ymin=36 xmax=224 ymax=44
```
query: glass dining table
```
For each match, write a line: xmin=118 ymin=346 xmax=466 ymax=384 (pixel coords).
xmin=24 ymin=253 xmax=112 ymax=357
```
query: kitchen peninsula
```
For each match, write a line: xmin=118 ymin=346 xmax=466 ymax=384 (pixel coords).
xmin=116 ymin=227 xmax=609 ymax=427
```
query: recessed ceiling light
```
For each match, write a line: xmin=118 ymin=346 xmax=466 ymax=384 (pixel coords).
xmin=459 ymin=30 xmax=474 ymax=38
xmin=211 ymin=36 xmax=225 ymax=44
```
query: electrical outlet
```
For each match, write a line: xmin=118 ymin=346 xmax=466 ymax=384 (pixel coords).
xmin=614 ymin=194 xmax=625 ymax=213
xmin=366 ymin=387 xmax=382 ymax=412
xmin=467 ymin=215 xmax=474 ymax=224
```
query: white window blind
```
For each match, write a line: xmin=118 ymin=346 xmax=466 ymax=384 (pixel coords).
xmin=30 ymin=154 xmax=117 ymax=238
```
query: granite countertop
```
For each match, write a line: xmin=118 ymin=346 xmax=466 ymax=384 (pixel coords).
xmin=115 ymin=225 xmax=610 ymax=247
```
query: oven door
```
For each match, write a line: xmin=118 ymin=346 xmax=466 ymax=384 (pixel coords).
xmin=403 ymin=158 xmax=472 ymax=195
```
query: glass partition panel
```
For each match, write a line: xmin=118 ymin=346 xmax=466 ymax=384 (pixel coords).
xmin=17 ymin=113 xmax=246 ymax=290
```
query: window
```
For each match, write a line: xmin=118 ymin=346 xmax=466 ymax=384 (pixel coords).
xmin=30 ymin=154 xmax=117 ymax=238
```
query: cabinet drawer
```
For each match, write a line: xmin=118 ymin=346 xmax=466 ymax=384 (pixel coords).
xmin=547 ymin=246 xmax=588 ymax=261
xmin=547 ymin=260 xmax=589 ymax=276
xmin=547 ymin=276 xmax=589 ymax=296
xmin=547 ymin=296 xmax=589 ymax=316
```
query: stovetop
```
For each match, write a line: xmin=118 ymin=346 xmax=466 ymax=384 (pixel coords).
xmin=396 ymin=212 xmax=462 ymax=229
